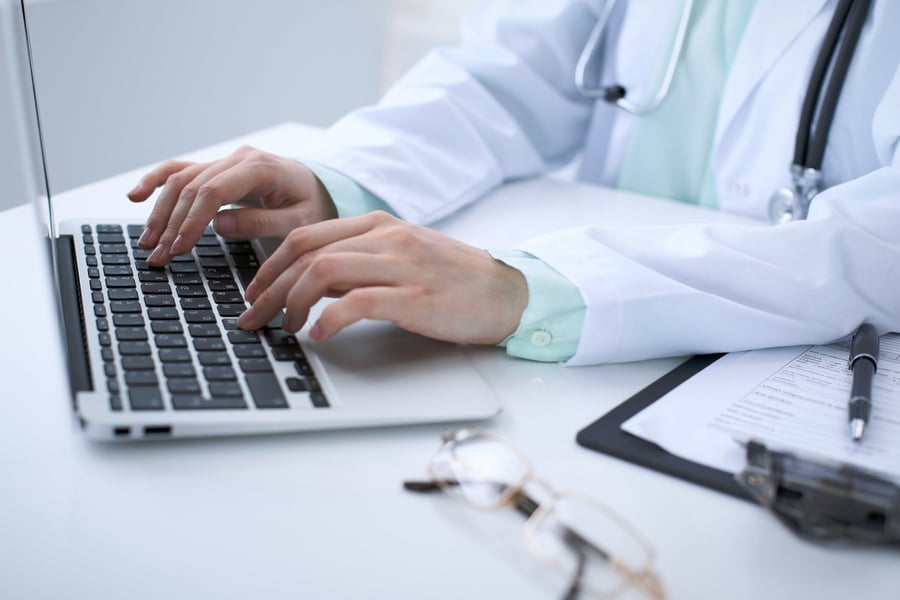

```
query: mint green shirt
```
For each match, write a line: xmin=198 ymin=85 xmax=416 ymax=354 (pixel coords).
xmin=617 ymin=0 xmax=757 ymax=207
xmin=305 ymin=0 xmax=756 ymax=363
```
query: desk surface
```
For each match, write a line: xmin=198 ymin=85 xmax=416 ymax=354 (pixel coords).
xmin=1 ymin=123 xmax=896 ymax=600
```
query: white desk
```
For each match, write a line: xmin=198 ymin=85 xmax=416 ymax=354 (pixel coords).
xmin=1 ymin=124 xmax=896 ymax=600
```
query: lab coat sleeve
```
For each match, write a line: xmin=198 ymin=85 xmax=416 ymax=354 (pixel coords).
xmin=299 ymin=0 xmax=599 ymax=225
xmin=519 ymin=65 xmax=900 ymax=365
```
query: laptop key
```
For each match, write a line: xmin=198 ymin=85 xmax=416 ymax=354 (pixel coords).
xmin=126 ymin=224 xmax=144 ymax=238
xmin=138 ymin=270 xmax=168 ymax=282
xmin=96 ymin=233 xmax=125 ymax=244
xmin=151 ymin=321 xmax=183 ymax=334
xmin=167 ymin=378 xmax=201 ymax=395
xmin=118 ymin=341 xmax=151 ymax=355
xmin=148 ymin=307 xmax=179 ymax=320
xmin=158 ymin=348 xmax=192 ymax=362
xmin=105 ymin=276 xmax=136 ymax=288
xmin=141 ymin=282 xmax=172 ymax=295
xmin=169 ymin=262 xmax=199 ymax=274
xmin=144 ymin=295 xmax=176 ymax=307
xmin=172 ymin=273 xmax=203 ymax=286
xmin=180 ymin=297 xmax=211 ymax=310
xmin=234 ymin=345 xmax=266 ymax=359
xmin=121 ymin=355 xmax=155 ymax=370
xmin=193 ymin=338 xmax=225 ymax=351
xmin=100 ymin=255 xmax=130 ymax=266
xmin=113 ymin=314 xmax=145 ymax=327
xmin=212 ymin=291 xmax=243 ymax=304
xmin=163 ymin=363 xmax=196 ymax=378
xmin=208 ymin=381 xmax=243 ymax=397
xmin=198 ymin=352 xmax=231 ymax=366
xmin=110 ymin=301 xmax=141 ymax=313
xmin=184 ymin=310 xmax=215 ymax=324
xmin=216 ymin=304 xmax=247 ymax=317
xmin=239 ymin=358 xmax=273 ymax=373
xmin=155 ymin=334 xmax=187 ymax=348
xmin=188 ymin=324 xmax=220 ymax=337
xmin=245 ymin=373 xmax=288 ymax=409
xmin=125 ymin=371 xmax=159 ymax=387
xmin=227 ymin=330 xmax=259 ymax=344
xmin=207 ymin=279 xmax=238 ymax=292
xmin=103 ymin=265 xmax=133 ymax=277
xmin=171 ymin=395 xmax=247 ymax=410
xmin=203 ymin=366 xmax=237 ymax=381
xmin=175 ymin=284 xmax=206 ymax=297
xmin=115 ymin=327 xmax=148 ymax=341
xmin=128 ymin=387 xmax=164 ymax=410
xmin=310 ymin=392 xmax=329 ymax=408
xmin=107 ymin=288 xmax=138 ymax=301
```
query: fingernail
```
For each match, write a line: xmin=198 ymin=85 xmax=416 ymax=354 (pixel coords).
xmin=216 ymin=212 xmax=236 ymax=235
xmin=137 ymin=227 xmax=152 ymax=247
xmin=148 ymin=244 xmax=166 ymax=264
xmin=170 ymin=234 xmax=185 ymax=256
xmin=309 ymin=322 xmax=323 ymax=340
xmin=282 ymin=313 xmax=295 ymax=332
xmin=127 ymin=184 xmax=141 ymax=198
xmin=244 ymin=280 xmax=257 ymax=301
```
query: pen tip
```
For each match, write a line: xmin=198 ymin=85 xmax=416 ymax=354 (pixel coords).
xmin=850 ymin=418 xmax=866 ymax=441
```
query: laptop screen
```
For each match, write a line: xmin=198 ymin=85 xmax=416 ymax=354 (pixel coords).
xmin=1 ymin=0 xmax=53 ymax=232
xmin=1 ymin=0 xmax=72 ymax=381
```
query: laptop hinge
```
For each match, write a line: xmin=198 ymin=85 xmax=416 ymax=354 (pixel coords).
xmin=55 ymin=235 xmax=93 ymax=396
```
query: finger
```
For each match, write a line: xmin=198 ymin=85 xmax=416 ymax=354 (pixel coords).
xmin=143 ymin=162 xmax=209 ymax=255
xmin=214 ymin=206 xmax=313 ymax=241
xmin=245 ymin=211 xmax=388 ymax=302
xmin=164 ymin=155 xmax=249 ymax=256
xmin=127 ymin=160 xmax=194 ymax=203
xmin=240 ymin=251 xmax=401 ymax=332
xmin=309 ymin=287 xmax=405 ymax=340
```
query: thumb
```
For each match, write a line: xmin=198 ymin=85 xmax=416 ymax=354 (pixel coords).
xmin=214 ymin=207 xmax=307 ymax=239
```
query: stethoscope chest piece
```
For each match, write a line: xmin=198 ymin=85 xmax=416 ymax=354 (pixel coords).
xmin=768 ymin=165 xmax=822 ymax=224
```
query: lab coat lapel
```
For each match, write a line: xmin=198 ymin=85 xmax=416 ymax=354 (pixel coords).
xmin=715 ymin=0 xmax=830 ymax=142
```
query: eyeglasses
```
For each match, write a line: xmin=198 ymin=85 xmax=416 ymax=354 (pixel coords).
xmin=403 ymin=428 xmax=664 ymax=600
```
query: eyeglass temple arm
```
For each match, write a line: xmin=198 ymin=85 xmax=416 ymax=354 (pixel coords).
xmin=403 ymin=480 xmax=612 ymax=560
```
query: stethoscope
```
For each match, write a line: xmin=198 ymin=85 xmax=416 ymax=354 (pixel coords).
xmin=575 ymin=0 xmax=871 ymax=224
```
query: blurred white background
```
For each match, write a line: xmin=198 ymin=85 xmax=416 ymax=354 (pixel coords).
xmin=0 ymin=0 xmax=476 ymax=210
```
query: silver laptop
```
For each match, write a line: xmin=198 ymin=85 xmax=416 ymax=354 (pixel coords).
xmin=1 ymin=0 xmax=500 ymax=441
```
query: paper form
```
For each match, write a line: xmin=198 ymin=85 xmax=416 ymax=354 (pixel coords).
xmin=621 ymin=334 xmax=900 ymax=480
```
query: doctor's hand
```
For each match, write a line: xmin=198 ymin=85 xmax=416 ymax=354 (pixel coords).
xmin=237 ymin=211 xmax=529 ymax=346
xmin=127 ymin=146 xmax=337 ymax=266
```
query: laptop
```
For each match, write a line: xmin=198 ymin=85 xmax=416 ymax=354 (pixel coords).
xmin=1 ymin=0 xmax=500 ymax=440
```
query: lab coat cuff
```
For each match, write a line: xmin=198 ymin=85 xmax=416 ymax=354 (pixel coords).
xmin=489 ymin=249 xmax=585 ymax=363
xmin=301 ymin=161 xmax=397 ymax=218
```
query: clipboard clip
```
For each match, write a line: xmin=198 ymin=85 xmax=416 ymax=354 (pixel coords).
xmin=735 ymin=440 xmax=900 ymax=545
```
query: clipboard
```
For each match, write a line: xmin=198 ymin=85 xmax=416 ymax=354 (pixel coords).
xmin=576 ymin=354 xmax=752 ymax=502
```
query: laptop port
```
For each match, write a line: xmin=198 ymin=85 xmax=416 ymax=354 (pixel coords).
xmin=113 ymin=426 xmax=131 ymax=438
xmin=143 ymin=425 xmax=172 ymax=437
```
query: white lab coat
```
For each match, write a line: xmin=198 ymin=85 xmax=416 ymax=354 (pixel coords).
xmin=305 ymin=0 xmax=900 ymax=365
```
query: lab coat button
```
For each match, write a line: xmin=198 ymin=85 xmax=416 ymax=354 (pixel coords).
xmin=733 ymin=179 xmax=750 ymax=198
xmin=530 ymin=330 xmax=552 ymax=347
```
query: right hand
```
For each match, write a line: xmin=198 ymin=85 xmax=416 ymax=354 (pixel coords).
xmin=127 ymin=145 xmax=338 ymax=266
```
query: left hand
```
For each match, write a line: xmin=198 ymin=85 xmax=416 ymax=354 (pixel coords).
xmin=237 ymin=211 xmax=528 ymax=345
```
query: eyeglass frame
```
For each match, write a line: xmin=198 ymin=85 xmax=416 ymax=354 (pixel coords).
xmin=403 ymin=427 xmax=664 ymax=600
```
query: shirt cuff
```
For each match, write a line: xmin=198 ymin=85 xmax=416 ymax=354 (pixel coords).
xmin=302 ymin=161 xmax=397 ymax=218
xmin=489 ymin=250 xmax=586 ymax=363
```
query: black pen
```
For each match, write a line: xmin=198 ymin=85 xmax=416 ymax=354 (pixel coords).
xmin=848 ymin=323 xmax=880 ymax=441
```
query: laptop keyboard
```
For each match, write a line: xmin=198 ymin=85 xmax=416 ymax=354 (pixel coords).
xmin=80 ymin=223 xmax=329 ymax=412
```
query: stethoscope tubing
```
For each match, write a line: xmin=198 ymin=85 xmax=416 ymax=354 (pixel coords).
xmin=574 ymin=0 xmax=695 ymax=115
